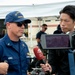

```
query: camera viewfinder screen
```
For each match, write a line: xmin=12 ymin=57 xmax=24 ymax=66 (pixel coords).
xmin=46 ymin=35 xmax=70 ymax=48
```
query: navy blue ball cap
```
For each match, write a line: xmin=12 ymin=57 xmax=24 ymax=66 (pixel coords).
xmin=4 ymin=11 xmax=31 ymax=25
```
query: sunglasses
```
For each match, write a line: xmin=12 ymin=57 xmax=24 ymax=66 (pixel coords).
xmin=15 ymin=21 xmax=27 ymax=27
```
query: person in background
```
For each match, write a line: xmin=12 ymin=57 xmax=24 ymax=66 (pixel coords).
xmin=36 ymin=24 xmax=47 ymax=56
xmin=40 ymin=5 xmax=75 ymax=75
xmin=53 ymin=24 xmax=62 ymax=34
xmin=0 ymin=30 xmax=6 ymax=38
xmin=0 ymin=11 xmax=31 ymax=75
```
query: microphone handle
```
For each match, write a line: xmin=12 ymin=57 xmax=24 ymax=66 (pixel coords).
xmin=40 ymin=60 xmax=51 ymax=75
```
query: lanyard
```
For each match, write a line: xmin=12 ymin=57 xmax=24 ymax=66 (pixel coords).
xmin=68 ymin=49 xmax=75 ymax=75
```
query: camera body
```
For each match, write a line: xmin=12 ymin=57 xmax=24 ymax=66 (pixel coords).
xmin=70 ymin=31 xmax=75 ymax=49
xmin=40 ymin=32 xmax=75 ymax=50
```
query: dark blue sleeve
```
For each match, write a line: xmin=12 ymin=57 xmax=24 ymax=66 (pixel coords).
xmin=0 ymin=45 xmax=3 ymax=61
xmin=36 ymin=33 xmax=41 ymax=39
xmin=24 ymin=43 xmax=31 ymax=70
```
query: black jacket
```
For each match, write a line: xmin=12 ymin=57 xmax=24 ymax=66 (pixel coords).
xmin=48 ymin=49 xmax=70 ymax=75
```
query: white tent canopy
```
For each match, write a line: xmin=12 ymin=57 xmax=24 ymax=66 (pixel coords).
xmin=0 ymin=0 xmax=73 ymax=5
xmin=0 ymin=0 xmax=75 ymax=19
xmin=0 ymin=0 xmax=75 ymax=48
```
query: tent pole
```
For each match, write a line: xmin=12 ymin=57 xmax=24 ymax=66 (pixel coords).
xmin=30 ymin=23 xmax=32 ymax=47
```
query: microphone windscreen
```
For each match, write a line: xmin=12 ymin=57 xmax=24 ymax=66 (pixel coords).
xmin=33 ymin=47 xmax=45 ymax=60
xmin=33 ymin=47 xmax=51 ymax=75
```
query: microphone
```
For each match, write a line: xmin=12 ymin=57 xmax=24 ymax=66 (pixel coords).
xmin=33 ymin=47 xmax=45 ymax=60
xmin=33 ymin=46 xmax=51 ymax=75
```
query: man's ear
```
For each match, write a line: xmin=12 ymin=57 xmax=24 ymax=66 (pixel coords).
xmin=6 ymin=22 xmax=11 ymax=28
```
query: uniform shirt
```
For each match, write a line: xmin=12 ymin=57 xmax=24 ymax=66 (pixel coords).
xmin=0 ymin=34 xmax=30 ymax=75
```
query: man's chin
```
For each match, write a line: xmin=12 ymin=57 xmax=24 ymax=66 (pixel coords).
xmin=18 ymin=34 xmax=23 ymax=37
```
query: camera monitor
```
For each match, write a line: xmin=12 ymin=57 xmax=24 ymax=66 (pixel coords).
xmin=40 ymin=34 xmax=71 ymax=49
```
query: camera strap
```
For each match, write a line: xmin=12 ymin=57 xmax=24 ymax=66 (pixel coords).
xmin=68 ymin=49 xmax=75 ymax=75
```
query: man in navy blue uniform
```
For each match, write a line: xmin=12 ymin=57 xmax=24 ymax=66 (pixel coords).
xmin=0 ymin=11 xmax=31 ymax=75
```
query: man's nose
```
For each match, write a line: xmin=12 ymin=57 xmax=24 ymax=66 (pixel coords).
xmin=21 ymin=24 xmax=25 ymax=28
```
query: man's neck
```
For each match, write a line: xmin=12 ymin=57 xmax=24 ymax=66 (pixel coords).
xmin=8 ymin=33 xmax=19 ymax=42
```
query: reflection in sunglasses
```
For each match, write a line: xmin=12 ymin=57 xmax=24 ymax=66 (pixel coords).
xmin=16 ymin=21 xmax=27 ymax=27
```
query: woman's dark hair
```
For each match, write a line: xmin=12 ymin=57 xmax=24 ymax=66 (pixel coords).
xmin=59 ymin=5 xmax=75 ymax=20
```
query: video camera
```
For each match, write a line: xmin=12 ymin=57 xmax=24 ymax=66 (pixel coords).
xmin=40 ymin=31 xmax=75 ymax=50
